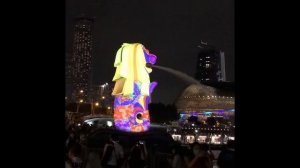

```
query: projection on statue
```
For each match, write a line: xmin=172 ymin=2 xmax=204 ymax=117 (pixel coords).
xmin=112 ymin=43 xmax=157 ymax=132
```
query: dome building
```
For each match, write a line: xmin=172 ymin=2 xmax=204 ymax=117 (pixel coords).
xmin=175 ymin=83 xmax=235 ymax=125
xmin=169 ymin=83 xmax=235 ymax=144
xmin=176 ymin=84 xmax=234 ymax=112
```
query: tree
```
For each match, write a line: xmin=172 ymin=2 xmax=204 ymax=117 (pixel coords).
xmin=206 ymin=117 xmax=217 ymax=127
xmin=188 ymin=116 xmax=198 ymax=123
xmin=149 ymin=103 xmax=178 ymax=123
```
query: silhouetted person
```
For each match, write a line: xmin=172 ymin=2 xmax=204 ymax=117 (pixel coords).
xmin=217 ymin=140 xmax=234 ymax=168
xmin=68 ymin=142 xmax=83 ymax=168
xmin=65 ymin=160 xmax=72 ymax=168
xmin=127 ymin=141 xmax=148 ymax=168
xmin=186 ymin=142 xmax=212 ymax=168
xmin=85 ymin=149 xmax=101 ymax=168
xmin=168 ymin=144 xmax=186 ymax=168
xmin=202 ymin=143 xmax=215 ymax=162
xmin=101 ymin=134 xmax=124 ymax=168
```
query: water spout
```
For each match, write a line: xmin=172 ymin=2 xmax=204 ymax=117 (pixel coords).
xmin=153 ymin=65 xmax=200 ymax=85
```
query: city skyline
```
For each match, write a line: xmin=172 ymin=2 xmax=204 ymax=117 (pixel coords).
xmin=66 ymin=0 xmax=234 ymax=104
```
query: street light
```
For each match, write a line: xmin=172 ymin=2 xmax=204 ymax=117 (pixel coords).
xmin=80 ymin=90 xmax=84 ymax=93
xmin=91 ymin=102 xmax=99 ymax=116
xmin=107 ymin=106 xmax=111 ymax=109
xmin=102 ymin=96 xmax=105 ymax=99
xmin=76 ymin=99 xmax=83 ymax=113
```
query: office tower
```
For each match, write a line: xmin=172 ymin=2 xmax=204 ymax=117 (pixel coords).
xmin=195 ymin=43 xmax=226 ymax=83
xmin=71 ymin=17 xmax=94 ymax=103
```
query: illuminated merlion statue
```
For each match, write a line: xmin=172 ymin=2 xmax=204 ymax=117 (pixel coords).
xmin=112 ymin=43 xmax=157 ymax=132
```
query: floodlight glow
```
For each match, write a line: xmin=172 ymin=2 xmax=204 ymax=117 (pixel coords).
xmin=107 ymin=121 xmax=113 ymax=127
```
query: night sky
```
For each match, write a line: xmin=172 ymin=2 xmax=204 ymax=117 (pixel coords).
xmin=66 ymin=0 xmax=234 ymax=104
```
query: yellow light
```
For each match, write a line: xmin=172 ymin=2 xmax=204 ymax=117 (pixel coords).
xmin=95 ymin=102 xmax=99 ymax=106
xmin=102 ymin=96 xmax=105 ymax=99
xmin=79 ymin=99 xmax=83 ymax=103
xmin=107 ymin=106 xmax=111 ymax=110
xmin=80 ymin=90 xmax=83 ymax=93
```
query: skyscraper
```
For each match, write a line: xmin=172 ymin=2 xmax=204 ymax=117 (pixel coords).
xmin=65 ymin=52 xmax=73 ymax=102
xmin=71 ymin=17 xmax=94 ymax=103
xmin=195 ymin=42 xmax=226 ymax=83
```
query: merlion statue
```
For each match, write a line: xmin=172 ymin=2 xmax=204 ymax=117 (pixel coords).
xmin=112 ymin=43 xmax=157 ymax=132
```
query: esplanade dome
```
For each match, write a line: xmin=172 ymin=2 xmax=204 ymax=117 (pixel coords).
xmin=175 ymin=84 xmax=235 ymax=112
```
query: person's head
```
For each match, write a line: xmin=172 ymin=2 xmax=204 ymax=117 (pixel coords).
xmin=227 ymin=140 xmax=235 ymax=149
xmin=131 ymin=145 xmax=142 ymax=159
xmin=191 ymin=142 xmax=205 ymax=156
xmin=70 ymin=143 xmax=81 ymax=156
xmin=70 ymin=133 xmax=75 ymax=139
xmin=171 ymin=143 xmax=182 ymax=155
xmin=201 ymin=143 xmax=209 ymax=152
xmin=110 ymin=133 xmax=119 ymax=142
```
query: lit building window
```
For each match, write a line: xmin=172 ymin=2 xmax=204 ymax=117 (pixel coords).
xmin=206 ymin=64 xmax=210 ymax=68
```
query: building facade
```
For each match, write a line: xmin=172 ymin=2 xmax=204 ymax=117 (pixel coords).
xmin=195 ymin=43 xmax=226 ymax=82
xmin=70 ymin=17 xmax=94 ymax=103
xmin=65 ymin=52 xmax=73 ymax=102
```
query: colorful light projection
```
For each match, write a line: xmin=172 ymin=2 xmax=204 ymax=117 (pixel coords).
xmin=112 ymin=43 xmax=157 ymax=132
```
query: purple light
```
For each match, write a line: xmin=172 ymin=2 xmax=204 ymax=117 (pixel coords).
xmin=190 ymin=111 xmax=198 ymax=116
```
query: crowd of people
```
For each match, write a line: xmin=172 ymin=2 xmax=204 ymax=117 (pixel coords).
xmin=65 ymin=117 xmax=234 ymax=168
xmin=167 ymin=141 xmax=234 ymax=168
